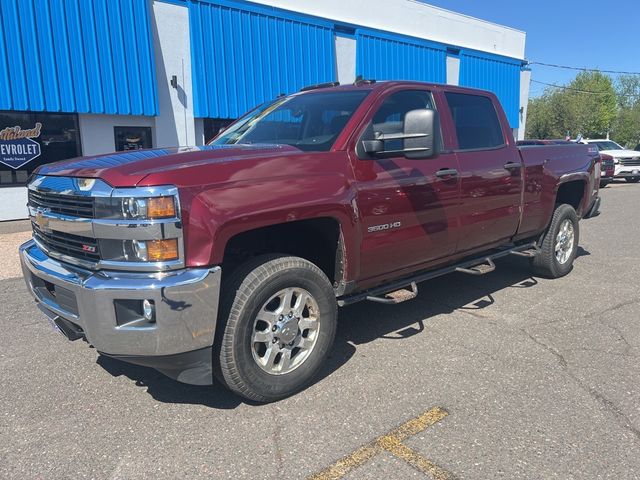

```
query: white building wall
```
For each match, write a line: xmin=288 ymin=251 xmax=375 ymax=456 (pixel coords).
xmin=78 ymin=114 xmax=156 ymax=156
xmin=251 ymin=0 xmax=526 ymax=59
xmin=151 ymin=1 xmax=196 ymax=148
xmin=446 ymin=55 xmax=460 ymax=85
xmin=335 ymin=35 xmax=357 ymax=84
xmin=0 ymin=187 xmax=28 ymax=221
xmin=518 ymin=69 xmax=532 ymax=140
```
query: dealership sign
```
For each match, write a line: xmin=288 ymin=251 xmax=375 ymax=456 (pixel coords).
xmin=0 ymin=123 xmax=42 ymax=169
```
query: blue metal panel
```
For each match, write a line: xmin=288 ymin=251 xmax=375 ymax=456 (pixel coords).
xmin=355 ymin=29 xmax=447 ymax=84
xmin=190 ymin=0 xmax=336 ymax=118
xmin=0 ymin=0 xmax=158 ymax=115
xmin=459 ymin=51 xmax=522 ymax=127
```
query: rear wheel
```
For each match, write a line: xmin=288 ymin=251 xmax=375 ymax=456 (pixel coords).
xmin=215 ymin=255 xmax=337 ymax=402
xmin=531 ymin=204 xmax=579 ymax=278
xmin=625 ymin=177 xmax=640 ymax=183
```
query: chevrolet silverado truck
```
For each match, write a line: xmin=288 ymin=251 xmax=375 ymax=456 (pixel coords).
xmin=583 ymin=139 xmax=640 ymax=183
xmin=20 ymin=81 xmax=601 ymax=402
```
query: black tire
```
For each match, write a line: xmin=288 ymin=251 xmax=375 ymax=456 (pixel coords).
xmin=530 ymin=204 xmax=579 ymax=278
xmin=625 ymin=177 xmax=640 ymax=183
xmin=214 ymin=255 xmax=337 ymax=402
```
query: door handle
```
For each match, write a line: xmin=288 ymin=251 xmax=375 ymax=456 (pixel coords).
xmin=504 ymin=162 xmax=522 ymax=170
xmin=435 ymin=168 xmax=458 ymax=178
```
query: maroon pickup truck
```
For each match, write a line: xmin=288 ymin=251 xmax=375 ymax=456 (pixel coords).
xmin=20 ymin=81 xmax=601 ymax=402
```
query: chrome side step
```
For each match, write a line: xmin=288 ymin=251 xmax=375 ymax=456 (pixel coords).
xmin=510 ymin=247 xmax=540 ymax=258
xmin=337 ymin=242 xmax=537 ymax=307
xmin=455 ymin=258 xmax=495 ymax=276
xmin=366 ymin=282 xmax=418 ymax=304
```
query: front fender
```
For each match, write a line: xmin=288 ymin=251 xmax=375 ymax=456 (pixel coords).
xmin=180 ymin=174 xmax=360 ymax=279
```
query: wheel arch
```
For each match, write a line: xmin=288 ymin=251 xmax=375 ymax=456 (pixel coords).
xmin=555 ymin=173 xmax=590 ymax=216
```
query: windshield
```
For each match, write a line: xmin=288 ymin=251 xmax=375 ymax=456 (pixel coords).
xmin=211 ymin=90 xmax=370 ymax=152
xmin=591 ymin=140 xmax=624 ymax=151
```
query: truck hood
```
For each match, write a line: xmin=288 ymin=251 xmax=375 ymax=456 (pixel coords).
xmin=599 ymin=149 xmax=640 ymax=158
xmin=35 ymin=144 xmax=304 ymax=187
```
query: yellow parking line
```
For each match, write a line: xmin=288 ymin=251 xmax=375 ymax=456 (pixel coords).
xmin=381 ymin=437 xmax=455 ymax=480
xmin=308 ymin=407 xmax=453 ymax=480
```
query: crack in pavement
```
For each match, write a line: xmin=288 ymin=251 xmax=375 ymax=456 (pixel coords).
xmin=522 ymin=329 xmax=640 ymax=443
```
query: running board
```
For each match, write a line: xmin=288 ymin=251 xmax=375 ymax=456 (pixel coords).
xmin=337 ymin=242 xmax=536 ymax=307
xmin=455 ymin=258 xmax=495 ymax=275
xmin=510 ymin=247 xmax=540 ymax=258
xmin=366 ymin=282 xmax=418 ymax=304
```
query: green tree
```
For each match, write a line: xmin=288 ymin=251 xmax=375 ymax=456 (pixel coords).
xmin=611 ymin=75 xmax=640 ymax=148
xmin=566 ymin=71 xmax=617 ymax=138
xmin=526 ymin=71 xmax=617 ymax=140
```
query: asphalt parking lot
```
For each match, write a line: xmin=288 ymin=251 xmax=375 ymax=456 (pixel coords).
xmin=1 ymin=182 xmax=639 ymax=480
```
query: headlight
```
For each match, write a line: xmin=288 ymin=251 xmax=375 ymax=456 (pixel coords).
xmin=95 ymin=196 xmax=178 ymax=220
xmin=613 ymin=157 xmax=620 ymax=164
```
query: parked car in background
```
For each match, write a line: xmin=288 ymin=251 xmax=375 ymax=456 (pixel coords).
xmin=599 ymin=153 xmax=615 ymax=187
xmin=583 ymin=139 xmax=640 ymax=183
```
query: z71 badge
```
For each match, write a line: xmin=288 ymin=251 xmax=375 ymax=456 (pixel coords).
xmin=368 ymin=221 xmax=401 ymax=233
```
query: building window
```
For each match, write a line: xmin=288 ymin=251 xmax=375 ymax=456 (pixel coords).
xmin=114 ymin=126 xmax=153 ymax=151
xmin=204 ymin=119 xmax=235 ymax=144
xmin=0 ymin=111 xmax=81 ymax=187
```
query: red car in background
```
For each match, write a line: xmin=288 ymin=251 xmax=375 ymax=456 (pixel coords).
xmin=517 ymin=140 xmax=613 ymax=187
xmin=599 ymin=153 xmax=615 ymax=187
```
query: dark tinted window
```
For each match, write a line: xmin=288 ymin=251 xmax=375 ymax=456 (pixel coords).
xmin=368 ymin=90 xmax=434 ymax=152
xmin=0 ymin=111 xmax=81 ymax=187
xmin=212 ymin=90 xmax=369 ymax=152
xmin=445 ymin=93 xmax=504 ymax=150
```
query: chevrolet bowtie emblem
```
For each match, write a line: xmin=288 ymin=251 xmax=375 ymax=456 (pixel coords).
xmin=34 ymin=208 xmax=51 ymax=231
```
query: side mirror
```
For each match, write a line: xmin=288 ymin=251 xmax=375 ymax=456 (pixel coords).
xmin=361 ymin=109 xmax=440 ymax=159
xmin=403 ymin=109 xmax=440 ymax=159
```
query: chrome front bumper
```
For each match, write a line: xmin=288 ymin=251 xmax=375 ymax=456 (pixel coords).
xmin=20 ymin=240 xmax=221 ymax=385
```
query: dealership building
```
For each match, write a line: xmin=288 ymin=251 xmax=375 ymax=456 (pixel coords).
xmin=0 ymin=0 xmax=529 ymax=220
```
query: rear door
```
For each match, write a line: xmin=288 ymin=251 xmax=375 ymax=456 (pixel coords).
xmin=350 ymin=87 xmax=461 ymax=282
xmin=444 ymin=91 xmax=522 ymax=253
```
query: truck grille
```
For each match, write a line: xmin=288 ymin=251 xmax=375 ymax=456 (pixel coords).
xmin=28 ymin=189 xmax=94 ymax=219
xmin=32 ymin=222 xmax=100 ymax=262
xmin=619 ymin=157 xmax=640 ymax=167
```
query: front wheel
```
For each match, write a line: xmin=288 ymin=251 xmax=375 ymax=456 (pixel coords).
xmin=215 ymin=255 xmax=337 ymax=402
xmin=625 ymin=177 xmax=640 ymax=183
xmin=531 ymin=204 xmax=579 ymax=278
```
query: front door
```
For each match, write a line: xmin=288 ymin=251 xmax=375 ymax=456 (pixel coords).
xmin=351 ymin=89 xmax=461 ymax=283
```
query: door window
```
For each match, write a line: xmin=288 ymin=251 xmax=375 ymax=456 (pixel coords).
xmin=445 ymin=92 xmax=504 ymax=150
xmin=359 ymin=90 xmax=435 ymax=155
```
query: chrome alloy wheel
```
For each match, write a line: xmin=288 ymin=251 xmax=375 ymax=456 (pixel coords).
xmin=251 ymin=287 xmax=320 ymax=375
xmin=555 ymin=219 xmax=575 ymax=265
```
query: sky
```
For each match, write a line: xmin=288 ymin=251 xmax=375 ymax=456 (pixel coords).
xmin=421 ymin=0 xmax=640 ymax=97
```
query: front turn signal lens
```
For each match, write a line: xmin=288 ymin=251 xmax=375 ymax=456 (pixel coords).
xmin=147 ymin=197 xmax=176 ymax=219
xmin=146 ymin=239 xmax=179 ymax=262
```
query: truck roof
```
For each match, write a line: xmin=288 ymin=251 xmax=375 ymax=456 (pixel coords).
xmin=293 ymin=80 xmax=497 ymax=98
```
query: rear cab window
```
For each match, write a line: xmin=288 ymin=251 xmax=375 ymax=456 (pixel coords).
xmin=445 ymin=92 xmax=505 ymax=150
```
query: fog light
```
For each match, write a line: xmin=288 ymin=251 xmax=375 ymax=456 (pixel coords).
xmin=142 ymin=299 xmax=155 ymax=321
